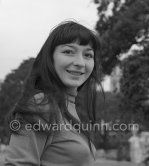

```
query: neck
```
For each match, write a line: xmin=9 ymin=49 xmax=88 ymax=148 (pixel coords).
xmin=66 ymin=88 xmax=78 ymax=104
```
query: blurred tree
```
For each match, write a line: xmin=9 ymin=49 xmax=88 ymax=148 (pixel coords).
xmin=96 ymin=92 xmax=121 ymax=122
xmin=94 ymin=0 xmax=149 ymax=148
xmin=120 ymin=45 xmax=149 ymax=128
xmin=94 ymin=0 xmax=149 ymax=74
xmin=0 ymin=58 xmax=34 ymax=140
xmin=94 ymin=92 xmax=121 ymax=149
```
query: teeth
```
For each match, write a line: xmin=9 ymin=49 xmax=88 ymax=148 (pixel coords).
xmin=67 ymin=71 xmax=82 ymax=76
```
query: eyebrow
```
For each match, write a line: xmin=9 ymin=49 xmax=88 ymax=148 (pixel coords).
xmin=61 ymin=44 xmax=94 ymax=51
xmin=61 ymin=44 xmax=75 ymax=49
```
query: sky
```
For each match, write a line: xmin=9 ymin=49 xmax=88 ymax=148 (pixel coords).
xmin=0 ymin=0 xmax=99 ymax=80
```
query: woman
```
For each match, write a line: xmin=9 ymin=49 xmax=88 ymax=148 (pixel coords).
xmin=5 ymin=21 xmax=101 ymax=166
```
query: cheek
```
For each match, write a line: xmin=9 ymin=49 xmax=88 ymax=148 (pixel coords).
xmin=87 ymin=61 xmax=94 ymax=75
xmin=53 ymin=59 xmax=58 ymax=74
xmin=53 ymin=54 xmax=62 ymax=74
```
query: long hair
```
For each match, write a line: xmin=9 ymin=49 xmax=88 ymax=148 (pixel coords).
xmin=8 ymin=21 xmax=101 ymax=156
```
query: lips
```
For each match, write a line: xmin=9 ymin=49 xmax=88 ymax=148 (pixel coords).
xmin=66 ymin=70 xmax=84 ymax=76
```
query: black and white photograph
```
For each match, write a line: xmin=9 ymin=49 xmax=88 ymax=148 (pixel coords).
xmin=0 ymin=0 xmax=149 ymax=166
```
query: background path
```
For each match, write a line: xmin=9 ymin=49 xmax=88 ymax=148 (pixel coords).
xmin=0 ymin=154 xmax=136 ymax=166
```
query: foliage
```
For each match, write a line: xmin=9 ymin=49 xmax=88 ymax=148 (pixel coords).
xmin=94 ymin=92 xmax=121 ymax=149
xmin=94 ymin=0 xmax=149 ymax=146
xmin=96 ymin=92 xmax=121 ymax=122
xmin=0 ymin=58 xmax=34 ymax=140
xmin=120 ymin=45 xmax=149 ymax=128
xmin=94 ymin=0 xmax=149 ymax=74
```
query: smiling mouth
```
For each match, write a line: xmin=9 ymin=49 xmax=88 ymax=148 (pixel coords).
xmin=66 ymin=70 xmax=84 ymax=76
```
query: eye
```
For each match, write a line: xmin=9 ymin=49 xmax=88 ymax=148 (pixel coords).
xmin=84 ymin=53 xmax=94 ymax=59
xmin=62 ymin=49 xmax=74 ymax=54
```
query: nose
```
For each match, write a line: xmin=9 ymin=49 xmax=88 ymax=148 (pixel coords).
xmin=73 ymin=54 xmax=85 ymax=67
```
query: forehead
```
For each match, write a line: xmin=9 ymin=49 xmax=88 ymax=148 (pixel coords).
xmin=58 ymin=42 xmax=94 ymax=50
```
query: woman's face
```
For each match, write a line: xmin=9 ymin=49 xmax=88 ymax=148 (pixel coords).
xmin=53 ymin=42 xmax=94 ymax=89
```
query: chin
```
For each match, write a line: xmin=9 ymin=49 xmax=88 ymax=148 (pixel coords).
xmin=65 ymin=82 xmax=83 ymax=89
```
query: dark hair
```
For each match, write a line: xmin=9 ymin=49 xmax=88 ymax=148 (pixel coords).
xmin=8 ymin=21 xmax=101 ymax=156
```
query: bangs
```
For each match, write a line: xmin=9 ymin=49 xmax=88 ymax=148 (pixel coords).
xmin=51 ymin=22 xmax=98 ymax=51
